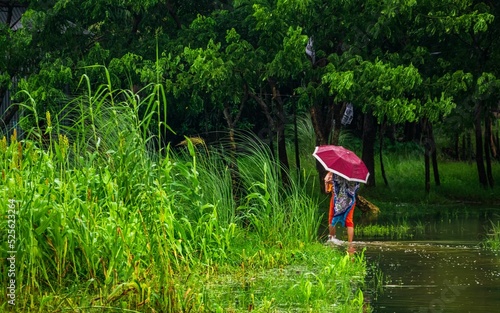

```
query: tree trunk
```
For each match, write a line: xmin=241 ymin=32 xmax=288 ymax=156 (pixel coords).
xmin=127 ymin=12 xmax=143 ymax=46
xmin=454 ymin=133 xmax=460 ymax=161
xmin=249 ymin=88 xmax=290 ymax=186
xmin=496 ymin=121 xmax=499 ymax=160
xmin=356 ymin=195 xmax=380 ymax=215
xmin=466 ymin=131 xmax=473 ymax=162
xmin=275 ymin=111 xmax=290 ymax=186
xmin=424 ymin=150 xmax=430 ymax=193
xmin=487 ymin=117 xmax=497 ymax=158
xmin=428 ymin=122 xmax=440 ymax=186
xmin=379 ymin=118 xmax=389 ymax=186
xmin=422 ymin=118 xmax=431 ymax=193
xmin=309 ymin=98 xmax=335 ymax=146
xmin=431 ymin=148 xmax=440 ymax=186
xmin=403 ymin=121 xmax=420 ymax=141
xmin=272 ymin=85 xmax=291 ymax=183
xmin=491 ymin=119 xmax=498 ymax=159
xmin=0 ymin=87 xmax=5 ymax=110
xmin=474 ymin=101 xmax=488 ymax=188
xmin=249 ymin=91 xmax=275 ymax=140
xmin=330 ymin=101 xmax=344 ymax=145
xmin=362 ymin=112 xmax=376 ymax=187
xmin=484 ymin=114 xmax=494 ymax=187
xmin=310 ymin=98 xmax=335 ymax=190
xmin=293 ymin=102 xmax=300 ymax=176
xmin=461 ymin=133 xmax=466 ymax=161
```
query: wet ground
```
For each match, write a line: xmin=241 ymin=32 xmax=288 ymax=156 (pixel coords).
xmin=357 ymin=207 xmax=500 ymax=313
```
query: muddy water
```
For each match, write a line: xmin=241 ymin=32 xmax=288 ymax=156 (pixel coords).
xmin=358 ymin=208 xmax=500 ymax=313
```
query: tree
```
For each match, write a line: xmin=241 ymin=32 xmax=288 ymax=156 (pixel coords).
xmin=1 ymin=0 xmax=226 ymax=134
xmin=418 ymin=0 xmax=500 ymax=188
xmin=1 ymin=1 xmax=29 ymax=132
xmin=3 ymin=0 xmax=499 ymax=192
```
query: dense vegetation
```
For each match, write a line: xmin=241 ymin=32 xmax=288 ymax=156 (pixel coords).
xmin=1 ymin=1 xmax=500 ymax=312
xmin=2 ymin=77 xmax=498 ymax=311
xmin=1 ymin=0 xmax=499 ymax=190
xmin=0 ymin=81 xmax=370 ymax=312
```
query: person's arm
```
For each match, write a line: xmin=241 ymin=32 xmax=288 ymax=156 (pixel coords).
xmin=324 ymin=172 xmax=333 ymax=193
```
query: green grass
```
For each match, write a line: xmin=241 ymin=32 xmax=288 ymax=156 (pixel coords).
xmin=361 ymin=158 xmax=500 ymax=205
xmin=355 ymin=223 xmax=412 ymax=240
xmin=0 ymin=73 xmax=368 ymax=312
xmin=289 ymin=117 xmax=500 ymax=206
xmin=484 ymin=220 xmax=500 ymax=251
xmin=3 ymin=66 xmax=498 ymax=311
xmin=204 ymin=240 xmax=367 ymax=313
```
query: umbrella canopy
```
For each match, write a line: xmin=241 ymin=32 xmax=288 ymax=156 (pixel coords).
xmin=312 ymin=145 xmax=370 ymax=183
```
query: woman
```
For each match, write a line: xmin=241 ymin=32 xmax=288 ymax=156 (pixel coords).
xmin=324 ymin=171 xmax=360 ymax=245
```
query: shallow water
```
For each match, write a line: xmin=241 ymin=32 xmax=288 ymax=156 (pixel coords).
xmin=358 ymin=208 xmax=500 ymax=313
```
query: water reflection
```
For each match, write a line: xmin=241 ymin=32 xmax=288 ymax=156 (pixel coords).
xmin=360 ymin=211 xmax=500 ymax=313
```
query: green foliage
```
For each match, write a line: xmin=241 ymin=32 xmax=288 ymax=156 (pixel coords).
xmin=476 ymin=72 xmax=500 ymax=100
xmin=0 ymin=73 xmax=11 ymax=90
xmin=267 ymin=27 xmax=308 ymax=80
xmin=323 ymin=57 xmax=426 ymax=123
xmin=427 ymin=4 xmax=494 ymax=35
xmin=5 ymin=0 xmax=498 ymax=174
xmin=0 ymin=74 xmax=368 ymax=311
xmin=277 ymin=0 xmax=313 ymax=12
xmin=359 ymin=150 xmax=500 ymax=204
xmin=16 ymin=58 xmax=74 ymax=106
xmin=183 ymin=40 xmax=229 ymax=93
xmin=484 ymin=221 xmax=500 ymax=251
xmin=206 ymin=244 xmax=367 ymax=313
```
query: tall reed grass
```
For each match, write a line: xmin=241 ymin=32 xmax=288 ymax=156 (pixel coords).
xmin=0 ymin=71 xmax=367 ymax=312
xmin=236 ymin=133 xmax=322 ymax=246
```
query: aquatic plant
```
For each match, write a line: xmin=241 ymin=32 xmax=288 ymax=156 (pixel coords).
xmin=484 ymin=220 xmax=500 ymax=251
xmin=355 ymin=223 xmax=412 ymax=239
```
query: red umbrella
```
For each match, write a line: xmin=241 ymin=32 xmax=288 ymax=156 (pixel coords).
xmin=312 ymin=145 xmax=370 ymax=183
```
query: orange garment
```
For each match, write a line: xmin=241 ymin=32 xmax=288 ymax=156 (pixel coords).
xmin=328 ymin=188 xmax=356 ymax=227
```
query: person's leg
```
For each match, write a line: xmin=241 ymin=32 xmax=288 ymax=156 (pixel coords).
xmin=328 ymin=194 xmax=335 ymax=240
xmin=344 ymin=203 xmax=356 ymax=243
xmin=329 ymin=224 xmax=336 ymax=238
xmin=347 ymin=226 xmax=354 ymax=243
xmin=346 ymin=208 xmax=355 ymax=253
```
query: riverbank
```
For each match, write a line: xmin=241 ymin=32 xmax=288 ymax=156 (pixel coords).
xmin=361 ymin=160 xmax=500 ymax=206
